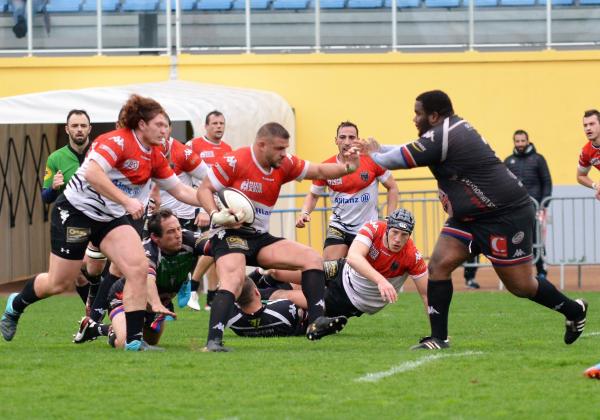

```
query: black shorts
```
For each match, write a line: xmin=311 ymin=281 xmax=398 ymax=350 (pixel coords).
xmin=210 ymin=229 xmax=284 ymax=267
xmin=323 ymin=259 xmax=364 ymax=318
xmin=51 ymin=196 xmax=131 ymax=260
xmin=441 ymin=203 xmax=535 ymax=267
xmin=323 ymin=225 xmax=356 ymax=248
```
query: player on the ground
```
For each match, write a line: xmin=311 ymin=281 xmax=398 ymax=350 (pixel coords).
xmin=1 ymin=95 xmax=203 ymax=351
xmin=361 ymin=89 xmax=587 ymax=350
xmin=250 ymin=209 xmax=427 ymax=322
xmin=197 ymin=122 xmax=360 ymax=351
xmin=42 ymin=109 xmax=106 ymax=310
xmin=102 ymin=209 xmax=212 ymax=349
xmin=296 ymin=121 xmax=398 ymax=260
xmin=186 ymin=110 xmax=233 ymax=311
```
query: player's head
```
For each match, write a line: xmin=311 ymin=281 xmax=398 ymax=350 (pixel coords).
xmin=414 ymin=90 xmax=454 ymax=136
xmin=120 ymin=94 xmax=169 ymax=147
xmin=385 ymin=208 xmax=415 ymax=252
xmin=255 ymin=122 xmax=290 ymax=169
xmin=512 ymin=129 xmax=530 ymax=153
xmin=583 ymin=109 xmax=600 ymax=143
xmin=335 ymin=121 xmax=359 ymax=155
xmin=205 ymin=110 xmax=225 ymax=142
xmin=236 ymin=277 xmax=260 ymax=309
xmin=65 ymin=109 xmax=91 ymax=147
xmin=147 ymin=208 xmax=183 ymax=252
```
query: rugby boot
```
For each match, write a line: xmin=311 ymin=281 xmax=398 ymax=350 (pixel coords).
xmin=1 ymin=293 xmax=21 ymax=341
xmin=564 ymin=299 xmax=588 ymax=345
xmin=73 ymin=316 xmax=103 ymax=344
xmin=584 ymin=363 xmax=600 ymax=379
xmin=305 ymin=315 xmax=347 ymax=341
xmin=124 ymin=340 xmax=165 ymax=352
xmin=410 ymin=336 xmax=450 ymax=350
xmin=201 ymin=339 xmax=231 ymax=352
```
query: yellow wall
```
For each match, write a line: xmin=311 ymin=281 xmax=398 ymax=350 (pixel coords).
xmin=2 ymin=50 xmax=600 ymax=189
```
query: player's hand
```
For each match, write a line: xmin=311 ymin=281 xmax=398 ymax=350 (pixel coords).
xmin=536 ymin=208 xmax=547 ymax=223
xmin=353 ymin=137 xmax=380 ymax=155
xmin=210 ymin=208 xmax=244 ymax=228
xmin=147 ymin=198 xmax=158 ymax=215
xmin=378 ymin=280 xmax=398 ymax=303
xmin=124 ymin=198 xmax=145 ymax=220
xmin=52 ymin=170 xmax=64 ymax=190
xmin=151 ymin=302 xmax=177 ymax=318
xmin=296 ymin=212 xmax=310 ymax=228
xmin=195 ymin=212 xmax=210 ymax=228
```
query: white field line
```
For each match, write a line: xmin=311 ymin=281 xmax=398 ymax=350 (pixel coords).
xmin=583 ymin=331 xmax=600 ymax=338
xmin=355 ymin=351 xmax=484 ymax=383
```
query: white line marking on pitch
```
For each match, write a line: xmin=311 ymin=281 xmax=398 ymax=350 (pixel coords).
xmin=583 ymin=331 xmax=600 ymax=338
xmin=355 ymin=351 xmax=484 ymax=383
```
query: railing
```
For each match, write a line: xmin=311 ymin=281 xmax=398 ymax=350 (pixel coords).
xmin=1 ymin=0 xmax=600 ymax=56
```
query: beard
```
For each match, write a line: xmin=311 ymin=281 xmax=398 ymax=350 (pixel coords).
xmin=71 ymin=136 xmax=87 ymax=146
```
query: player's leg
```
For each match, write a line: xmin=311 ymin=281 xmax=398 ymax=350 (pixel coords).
xmin=203 ymin=252 xmax=246 ymax=352
xmin=412 ymin=231 xmax=470 ymax=350
xmin=257 ymin=239 xmax=347 ymax=340
xmin=323 ymin=244 xmax=349 ymax=260
xmin=109 ymin=310 xmax=127 ymax=349
xmin=99 ymin=224 xmax=148 ymax=351
xmin=82 ymin=245 xmax=106 ymax=315
xmin=204 ymin=264 xmax=219 ymax=311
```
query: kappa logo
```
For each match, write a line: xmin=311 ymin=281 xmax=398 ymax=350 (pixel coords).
xmin=427 ymin=306 xmax=440 ymax=315
xmin=122 ymin=159 xmax=139 ymax=171
xmin=184 ymin=149 xmax=192 ymax=160
xmin=212 ymin=322 xmax=225 ymax=331
xmin=225 ymin=155 xmax=237 ymax=170
xmin=513 ymin=249 xmax=526 ymax=258
xmin=315 ymin=299 xmax=325 ymax=309
xmin=288 ymin=304 xmax=297 ymax=319
xmin=217 ymin=230 xmax=226 ymax=240
xmin=109 ymin=135 xmax=125 ymax=149
xmin=415 ymin=251 xmax=423 ymax=262
xmin=59 ymin=208 xmax=70 ymax=224
xmin=512 ymin=231 xmax=525 ymax=244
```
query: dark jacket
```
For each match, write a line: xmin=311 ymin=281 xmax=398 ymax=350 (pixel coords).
xmin=504 ymin=143 xmax=552 ymax=207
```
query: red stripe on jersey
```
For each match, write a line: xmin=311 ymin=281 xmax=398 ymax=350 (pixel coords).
xmin=400 ymin=146 xmax=417 ymax=168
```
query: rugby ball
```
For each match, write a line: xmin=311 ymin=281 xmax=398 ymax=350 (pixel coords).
xmin=214 ymin=187 xmax=256 ymax=225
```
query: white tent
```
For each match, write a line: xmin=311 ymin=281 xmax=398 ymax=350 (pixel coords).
xmin=0 ymin=80 xmax=296 ymax=151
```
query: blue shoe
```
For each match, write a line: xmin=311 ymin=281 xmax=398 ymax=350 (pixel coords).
xmin=1 ymin=293 xmax=21 ymax=342
xmin=177 ymin=280 xmax=191 ymax=308
xmin=124 ymin=339 xmax=165 ymax=352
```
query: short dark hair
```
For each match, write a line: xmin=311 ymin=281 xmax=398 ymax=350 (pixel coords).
xmin=147 ymin=208 xmax=175 ymax=238
xmin=256 ymin=122 xmax=290 ymax=141
xmin=415 ymin=90 xmax=454 ymax=118
xmin=66 ymin=109 xmax=90 ymax=125
xmin=205 ymin=110 xmax=224 ymax=125
xmin=513 ymin=129 xmax=528 ymax=140
xmin=584 ymin=109 xmax=600 ymax=123
xmin=336 ymin=121 xmax=359 ymax=138
xmin=120 ymin=94 xmax=166 ymax=130
xmin=236 ymin=277 xmax=256 ymax=308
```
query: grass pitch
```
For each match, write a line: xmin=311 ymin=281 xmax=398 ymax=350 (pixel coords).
xmin=1 ymin=291 xmax=599 ymax=419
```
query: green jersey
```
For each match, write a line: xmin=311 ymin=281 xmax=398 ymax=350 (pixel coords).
xmin=43 ymin=143 xmax=89 ymax=193
xmin=146 ymin=230 xmax=207 ymax=294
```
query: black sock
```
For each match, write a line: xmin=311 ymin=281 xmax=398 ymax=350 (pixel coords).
xmin=125 ymin=310 xmax=146 ymax=343
xmin=191 ymin=280 xmax=200 ymax=292
xmin=90 ymin=273 xmax=120 ymax=323
xmin=427 ymin=279 xmax=453 ymax=340
xmin=248 ymin=268 xmax=262 ymax=283
xmin=529 ymin=278 xmax=584 ymax=319
xmin=97 ymin=323 xmax=110 ymax=337
xmin=206 ymin=290 xmax=235 ymax=343
xmin=301 ymin=269 xmax=325 ymax=324
xmin=12 ymin=278 xmax=42 ymax=313
xmin=75 ymin=284 xmax=89 ymax=305
xmin=81 ymin=269 xmax=102 ymax=309
xmin=206 ymin=289 xmax=216 ymax=306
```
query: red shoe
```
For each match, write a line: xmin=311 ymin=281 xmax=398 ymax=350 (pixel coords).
xmin=584 ymin=363 xmax=600 ymax=379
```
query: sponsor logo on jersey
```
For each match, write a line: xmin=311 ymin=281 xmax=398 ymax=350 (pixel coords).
xmin=112 ymin=179 xmax=141 ymax=197
xmin=200 ymin=151 xmax=215 ymax=159
xmin=327 ymin=178 xmax=342 ymax=186
xmin=490 ymin=235 xmax=508 ymax=258
xmin=513 ymin=249 xmax=526 ymax=257
xmin=226 ymin=236 xmax=249 ymax=250
xmin=66 ymin=227 xmax=91 ymax=243
xmin=410 ymin=141 xmax=427 ymax=153
xmin=323 ymin=259 xmax=340 ymax=280
xmin=360 ymin=171 xmax=369 ymax=182
xmin=122 ymin=159 xmax=139 ymax=171
xmin=512 ymin=231 xmax=525 ymax=244
xmin=368 ymin=246 xmax=380 ymax=260
xmin=333 ymin=193 xmax=371 ymax=205
xmin=109 ymin=135 xmax=125 ymax=149
xmin=240 ymin=179 xmax=263 ymax=193
xmin=249 ymin=318 xmax=261 ymax=328
xmin=255 ymin=207 xmax=271 ymax=216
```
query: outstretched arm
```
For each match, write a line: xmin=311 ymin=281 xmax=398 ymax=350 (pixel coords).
xmin=347 ymin=240 xmax=397 ymax=303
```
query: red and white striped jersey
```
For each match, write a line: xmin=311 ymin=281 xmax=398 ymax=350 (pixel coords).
xmin=64 ymin=128 xmax=178 ymax=222
xmin=160 ymin=137 xmax=208 ymax=219
xmin=207 ymin=146 xmax=309 ymax=232
xmin=311 ymin=155 xmax=391 ymax=235
xmin=578 ymin=141 xmax=600 ymax=174
xmin=343 ymin=220 xmax=427 ymax=314
xmin=186 ymin=136 xmax=232 ymax=169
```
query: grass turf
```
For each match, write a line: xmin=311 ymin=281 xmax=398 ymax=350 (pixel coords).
xmin=1 ymin=291 xmax=599 ymax=419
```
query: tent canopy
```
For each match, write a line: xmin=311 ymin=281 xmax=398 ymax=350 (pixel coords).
xmin=0 ymin=80 xmax=296 ymax=150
